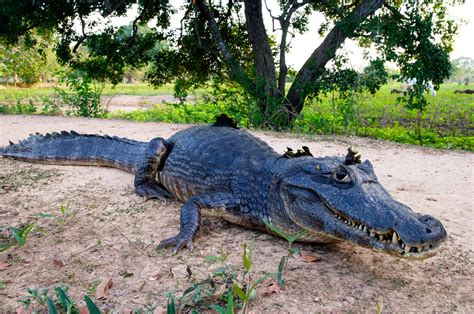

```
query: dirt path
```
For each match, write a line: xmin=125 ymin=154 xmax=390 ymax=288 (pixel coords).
xmin=102 ymin=95 xmax=192 ymax=112
xmin=0 ymin=115 xmax=473 ymax=312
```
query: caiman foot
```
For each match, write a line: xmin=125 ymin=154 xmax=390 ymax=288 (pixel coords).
xmin=135 ymin=182 xmax=172 ymax=201
xmin=157 ymin=234 xmax=194 ymax=254
xmin=157 ymin=198 xmax=201 ymax=254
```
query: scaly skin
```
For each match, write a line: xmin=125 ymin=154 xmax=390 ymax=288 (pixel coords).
xmin=0 ymin=121 xmax=447 ymax=259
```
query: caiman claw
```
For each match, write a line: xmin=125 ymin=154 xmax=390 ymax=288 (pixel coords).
xmin=157 ymin=234 xmax=194 ymax=254
xmin=135 ymin=182 xmax=172 ymax=201
xmin=157 ymin=199 xmax=200 ymax=254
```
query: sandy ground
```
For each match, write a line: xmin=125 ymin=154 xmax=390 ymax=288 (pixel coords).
xmin=0 ymin=114 xmax=473 ymax=312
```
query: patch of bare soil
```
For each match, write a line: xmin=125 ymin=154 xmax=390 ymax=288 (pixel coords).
xmin=103 ymin=95 xmax=197 ymax=112
xmin=0 ymin=115 xmax=472 ymax=312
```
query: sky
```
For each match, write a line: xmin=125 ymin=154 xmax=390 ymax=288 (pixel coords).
xmin=97 ymin=0 xmax=474 ymax=70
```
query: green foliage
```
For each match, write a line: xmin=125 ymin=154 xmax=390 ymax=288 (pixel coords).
xmin=169 ymin=240 xmax=290 ymax=313
xmin=84 ymin=295 xmax=101 ymax=314
xmin=167 ymin=293 xmax=176 ymax=314
xmin=55 ymin=71 xmax=105 ymax=117
xmin=0 ymin=0 xmax=462 ymax=127
xmin=0 ymin=31 xmax=58 ymax=85
xmin=295 ymin=83 xmax=474 ymax=150
xmin=19 ymin=285 xmax=101 ymax=314
xmin=264 ymin=222 xmax=309 ymax=272
xmin=46 ymin=297 xmax=58 ymax=314
xmin=364 ymin=0 xmax=457 ymax=111
xmin=0 ymin=223 xmax=34 ymax=252
xmin=450 ymin=57 xmax=474 ymax=84
xmin=33 ymin=202 xmax=74 ymax=231
xmin=40 ymin=96 xmax=61 ymax=115
xmin=1 ymin=81 xmax=471 ymax=151
xmin=111 ymin=83 xmax=256 ymax=127
xmin=75 ymin=24 xmax=162 ymax=85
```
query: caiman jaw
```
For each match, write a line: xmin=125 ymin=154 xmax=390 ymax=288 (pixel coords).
xmin=331 ymin=212 xmax=442 ymax=259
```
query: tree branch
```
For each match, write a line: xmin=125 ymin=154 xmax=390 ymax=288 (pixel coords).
xmin=277 ymin=0 xmax=311 ymax=95
xmin=73 ymin=13 xmax=87 ymax=53
xmin=194 ymin=0 xmax=255 ymax=93
xmin=286 ymin=0 xmax=385 ymax=114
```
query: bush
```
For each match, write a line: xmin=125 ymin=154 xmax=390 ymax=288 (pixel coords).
xmin=56 ymin=71 xmax=105 ymax=117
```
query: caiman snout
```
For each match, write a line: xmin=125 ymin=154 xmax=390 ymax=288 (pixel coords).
xmin=390 ymin=213 xmax=447 ymax=258
xmin=416 ymin=214 xmax=447 ymax=243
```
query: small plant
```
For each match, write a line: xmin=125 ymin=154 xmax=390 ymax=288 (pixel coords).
xmin=0 ymin=223 xmax=34 ymax=252
xmin=232 ymin=241 xmax=276 ymax=314
xmin=56 ymin=70 xmax=105 ymax=118
xmin=265 ymin=223 xmax=308 ymax=258
xmin=204 ymin=248 xmax=230 ymax=264
xmin=34 ymin=201 xmax=74 ymax=229
xmin=40 ymin=95 xmax=61 ymax=115
xmin=57 ymin=201 xmax=73 ymax=226
xmin=19 ymin=285 xmax=101 ymax=313
xmin=172 ymin=240 xmax=291 ymax=313
xmin=167 ymin=293 xmax=176 ymax=314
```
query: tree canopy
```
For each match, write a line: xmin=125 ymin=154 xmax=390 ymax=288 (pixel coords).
xmin=0 ymin=31 xmax=58 ymax=85
xmin=0 ymin=0 xmax=464 ymax=127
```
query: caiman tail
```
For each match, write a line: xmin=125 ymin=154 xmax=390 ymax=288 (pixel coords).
xmin=0 ymin=131 xmax=148 ymax=173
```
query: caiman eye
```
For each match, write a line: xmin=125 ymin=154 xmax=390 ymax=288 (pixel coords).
xmin=333 ymin=168 xmax=351 ymax=183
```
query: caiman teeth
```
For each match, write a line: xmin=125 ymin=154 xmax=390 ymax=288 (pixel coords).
xmin=405 ymin=245 xmax=411 ymax=254
xmin=392 ymin=232 xmax=398 ymax=244
xmin=332 ymin=211 xmax=438 ymax=256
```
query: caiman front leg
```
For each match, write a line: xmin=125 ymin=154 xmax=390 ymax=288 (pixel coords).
xmin=157 ymin=192 xmax=239 ymax=254
xmin=134 ymin=137 xmax=172 ymax=200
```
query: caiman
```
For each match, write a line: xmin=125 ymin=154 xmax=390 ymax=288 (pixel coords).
xmin=0 ymin=115 xmax=447 ymax=259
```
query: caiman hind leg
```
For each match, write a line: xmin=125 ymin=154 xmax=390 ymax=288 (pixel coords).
xmin=157 ymin=192 xmax=239 ymax=254
xmin=134 ymin=137 xmax=172 ymax=200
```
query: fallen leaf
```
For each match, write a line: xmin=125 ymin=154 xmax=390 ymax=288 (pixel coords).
xmin=0 ymin=262 xmax=10 ymax=271
xmin=119 ymin=270 xmax=133 ymax=278
xmin=18 ymin=251 xmax=33 ymax=263
xmin=262 ymin=283 xmax=280 ymax=296
xmin=79 ymin=307 xmax=89 ymax=314
xmin=95 ymin=278 xmax=113 ymax=300
xmin=213 ymin=284 xmax=227 ymax=298
xmin=53 ymin=258 xmax=65 ymax=268
xmin=300 ymin=252 xmax=320 ymax=263
xmin=149 ymin=272 xmax=164 ymax=281
xmin=15 ymin=307 xmax=27 ymax=314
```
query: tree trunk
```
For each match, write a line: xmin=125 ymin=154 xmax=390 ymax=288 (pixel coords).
xmin=284 ymin=0 xmax=384 ymax=123
xmin=243 ymin=0 xmax=278 ymax=118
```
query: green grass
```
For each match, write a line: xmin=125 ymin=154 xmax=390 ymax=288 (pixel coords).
xmin=1 ymin=82 xmax=473 ymax=150
xmin=0 ymin=83 xmax=206 ymax=101
xmin=294 ymin=83 xmax=473 ymax=150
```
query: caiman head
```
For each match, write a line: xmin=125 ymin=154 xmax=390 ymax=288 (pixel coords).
xmin=272 ymin=148 xmax=447 ymax=259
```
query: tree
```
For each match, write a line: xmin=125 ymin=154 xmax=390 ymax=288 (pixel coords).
xmin=450 ymin=57 xmax=474 ymax=84
xmin=0 ymin=0 xmax=463 ymax=126
xmin=0 ymin=31 xmax=58 ymax=85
